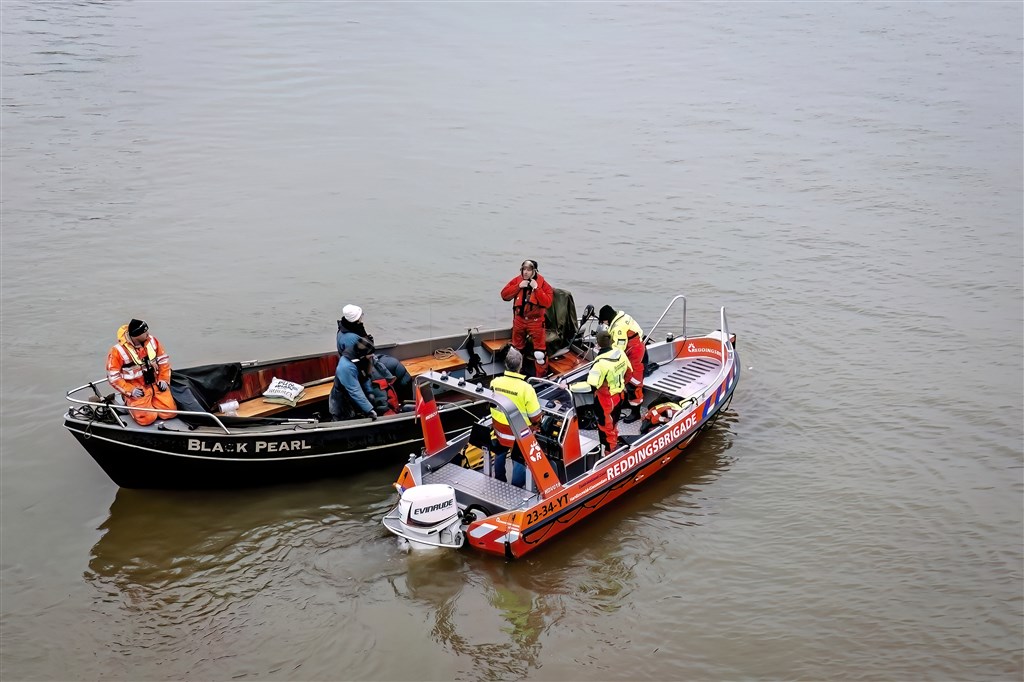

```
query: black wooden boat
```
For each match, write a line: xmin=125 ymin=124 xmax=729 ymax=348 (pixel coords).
xmin=64 ymin=295 xmax=589 ymax=489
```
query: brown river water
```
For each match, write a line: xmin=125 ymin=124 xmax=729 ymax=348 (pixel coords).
xmin=1 ymin=3 xmax=1021 ymax=680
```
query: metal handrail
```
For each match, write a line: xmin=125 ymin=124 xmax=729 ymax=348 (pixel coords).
xmin=692 ymin=306 xmax=734 ymax=404
xmin=528 ymin=376 xmax=569 ymax=391
xmin=64 ymin=380 xmax=319 ymax=435
xmin=643 ymin=295 xmax=687 ymax=344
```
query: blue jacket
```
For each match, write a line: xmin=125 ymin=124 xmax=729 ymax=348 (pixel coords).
xmin=329 ymin=356 xmax=374 ymax=417
xmin=336 ymin=330 xmax=363 ymax=357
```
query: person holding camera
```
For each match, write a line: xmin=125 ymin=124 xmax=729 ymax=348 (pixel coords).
xmin=105 ymin=318 xmax=177 ymax=426
xmin=499 ymin=259 xmax=554 ymax=376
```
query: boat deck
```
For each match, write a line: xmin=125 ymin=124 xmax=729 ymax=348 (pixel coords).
xmin=423 ymin=463 xmax=538 ymax=512
xmin=576 ymin=355 xmax=721 ymax=447
xmin=645 ymin=356 xmax=721 ymax=400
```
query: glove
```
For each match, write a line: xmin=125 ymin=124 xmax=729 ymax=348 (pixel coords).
xmin=130 ymin=388 xmax=145 ymax=399
xmin=519 ymin=279 xmax=530 ymax=289
xmin=529 ymin=279 xmax=538 ymax=289
xmin=157 ymin=380 xmax=168 ymax=391
xmin=364 ymin=411 xmax=378 ymax=421
xmin=373 ymin=405 xmax=388 ymax=417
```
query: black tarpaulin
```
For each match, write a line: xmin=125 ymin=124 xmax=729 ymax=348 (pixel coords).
xmin=170 ymin=362 xmax=243 ymax=415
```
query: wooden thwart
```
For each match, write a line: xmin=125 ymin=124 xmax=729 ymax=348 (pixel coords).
xmin=402 ymin=353 xmax=467 ymax=377
xmin=482 ymin=338 xmax=511 ymax=354
xmin=232 ymin=382 xmax=332 ymax=419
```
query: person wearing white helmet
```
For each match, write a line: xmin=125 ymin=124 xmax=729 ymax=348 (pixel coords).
xmin=337 ymin=304 xmax=369 ymax=355
xmin=336 ymin=303 xmax=412 ymax=402
xmin=499 ymin=259 xmax=554 ymax=376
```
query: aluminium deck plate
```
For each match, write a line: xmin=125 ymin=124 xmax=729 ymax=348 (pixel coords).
xmin=423 ymin=464 xmax=537 ymax=510
xmin=646 ymin=357 xmax=720 ymax=399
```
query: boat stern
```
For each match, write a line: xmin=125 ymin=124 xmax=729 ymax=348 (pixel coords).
xmin=382 ymin=484 xmax=466 ymax=550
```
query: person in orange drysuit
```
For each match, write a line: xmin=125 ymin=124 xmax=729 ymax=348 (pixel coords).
xmin=106 ymin=318 xmax=177 ymax=426
xmin=500 ymin=259 xmax=554 ymax=376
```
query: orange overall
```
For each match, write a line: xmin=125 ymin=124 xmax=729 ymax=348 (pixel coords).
xmin=106 ymin=325 xmax=177 ymax=426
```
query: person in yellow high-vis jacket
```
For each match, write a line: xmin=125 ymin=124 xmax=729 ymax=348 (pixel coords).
xmin=489 ymin=347 xmax=541 ymax=487
xmin=599 ymin=305 xmax=645 ymax=423
xmin=573 ymin=331 xmax=629 ymax=452
xmin=106 ymin=318 xmax=177 ymax=426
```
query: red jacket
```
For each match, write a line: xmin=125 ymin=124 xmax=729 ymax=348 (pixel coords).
xmin=501 ymin=273 xmax=554 ymax=319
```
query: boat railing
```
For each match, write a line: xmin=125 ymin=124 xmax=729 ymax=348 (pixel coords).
xmin=644 ymin=295 xmax=687 ymax=344
xmin=695 ymin=306 xmax=734 ymax=404
xmin=528 ymin=375 xmax=569 ymax=392
xmin=64 ymin=380 xmax=317 ymax=435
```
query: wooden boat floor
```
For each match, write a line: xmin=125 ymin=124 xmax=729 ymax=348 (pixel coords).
xmin=482 ymin=337 xmax=583 ymax=375
xmin=423 ymin=464 xmax=538 ymax=512
xmin=231 ymin=352 xmax=469 ymax=419
xmin=233 ymin=383 xmax=332 ymax=419
xmin=481 ymin=338 xmax=509 ymax=354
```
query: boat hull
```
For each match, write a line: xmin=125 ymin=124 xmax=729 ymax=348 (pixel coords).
xmin=64 ymin=405 xmax=487 ymax=489
xmin=471 ymin=361 xmax=738 ymax=558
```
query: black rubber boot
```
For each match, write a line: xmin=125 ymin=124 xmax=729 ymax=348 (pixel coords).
xmin=621 ymin=405 xmax=642 ymax=423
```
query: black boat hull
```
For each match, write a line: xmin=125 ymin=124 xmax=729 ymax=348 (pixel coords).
xmin=65 ymin=404 xmax=488 ymax=489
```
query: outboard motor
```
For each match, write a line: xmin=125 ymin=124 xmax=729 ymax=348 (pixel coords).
xmin=392 ymin=484 xmax=465 ymax=550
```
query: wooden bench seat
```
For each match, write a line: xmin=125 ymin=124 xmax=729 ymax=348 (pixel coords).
xmin=482 ymin=338 xmax=511 ymax=354
xmin=402 ymin=353 xmax=468 ymax=377
xmin=547 ymin=353 xmax=584 ymax=375
xmin=232 ymin=381 xmax=333 ymax=419
xmin=228 ymin=352 xmax=469 ymax=419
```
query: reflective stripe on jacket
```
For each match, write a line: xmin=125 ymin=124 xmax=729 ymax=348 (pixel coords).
xmin=489 ymin=371 xmax=541 ymax=444
xmin=106 ymin=324 xmax=171 ymax=395
xmin=585 ymin=348 xmax=629 ymax=396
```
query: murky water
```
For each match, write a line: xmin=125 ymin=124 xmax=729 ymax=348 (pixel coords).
xmin=2 ymin=2 xmax=1021 ymax=680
